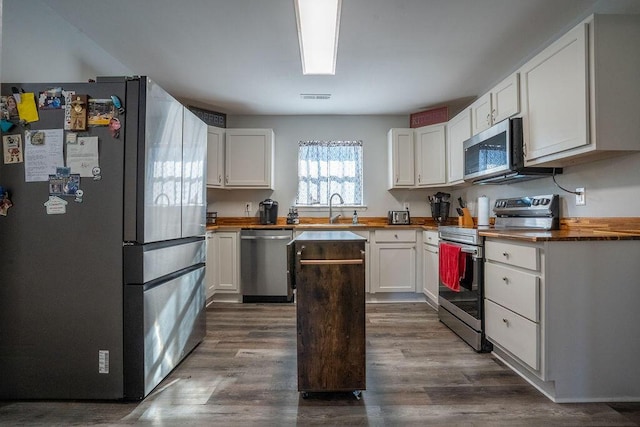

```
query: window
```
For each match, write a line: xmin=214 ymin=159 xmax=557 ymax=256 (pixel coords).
xmin=297 ymin=140 xmax=363 ymax=205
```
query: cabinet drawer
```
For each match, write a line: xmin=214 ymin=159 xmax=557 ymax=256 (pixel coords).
xmin=375 ymin=229 xmax=416 ymax=243
xmin=485 ymin=240 xmax=539 ymax=271
xmin=423 ymin=230 xmax=439 ymax=246
xmin=485 ymin=263 xmax=539 ymax=322
xmin=485 ymin=299 xmax=539 ymax=370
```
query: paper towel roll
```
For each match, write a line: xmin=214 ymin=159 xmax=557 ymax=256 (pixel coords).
xmin=477 ymin=195 xmax=490 ymax=226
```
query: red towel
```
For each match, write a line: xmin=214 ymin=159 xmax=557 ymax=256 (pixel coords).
xmin=439 ymin=242 xmax=466 ymax=292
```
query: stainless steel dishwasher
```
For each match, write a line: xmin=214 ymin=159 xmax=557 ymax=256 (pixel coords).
xmin=241 ymin=229 xmax=294 ymax=303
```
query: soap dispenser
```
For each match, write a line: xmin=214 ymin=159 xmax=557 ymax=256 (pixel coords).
xmin=352 ymin=210 xmax=358 ymax=224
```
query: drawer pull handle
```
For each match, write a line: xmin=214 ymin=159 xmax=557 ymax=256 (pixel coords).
xmin=300 ymin=259 xmax=363 ymax=265
xmin=502 ymin=277 xmax=509 ymax=283
xmin=502 ymin=252 xmax=509 ymax=258
xmin=502 ymin=318 xmax=510 ymax=326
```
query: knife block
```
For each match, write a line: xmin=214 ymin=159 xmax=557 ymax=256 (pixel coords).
xmin=458 ymin=207 xmax=475 ymax=227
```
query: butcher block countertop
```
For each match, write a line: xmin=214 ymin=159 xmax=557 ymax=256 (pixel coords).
xmin=479 ymin=227 xmax=640 ymax=242
xmin=480 ymin=217 xmax=640 ymax=242
xmin=206 ymin=216 xmax=640 ymax=241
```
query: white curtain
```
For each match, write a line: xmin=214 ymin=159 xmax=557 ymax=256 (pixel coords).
xmin=297 ymin=140 xmax=363 ymax=205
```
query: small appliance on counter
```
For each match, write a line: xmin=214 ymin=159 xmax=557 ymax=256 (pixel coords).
xmin=429 ymin=192 xmax=451 ymax=225
xmin=286 ymin=206 xmax=299 ymax=224
xmin=388 ymin=210 xmax=410 ymax=225
xmin=206 ymin=211 xmax=217 ymax=225
xmin=259 ymin=198 xmax=278 ymax=225
xmin=493 ymin=194 xmax=560 ymax=230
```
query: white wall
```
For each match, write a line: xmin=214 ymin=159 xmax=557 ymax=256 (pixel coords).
xmin=5 ymin=0 xmax=640 ymax=220
xmin=1 ymin=0 xmax=131 ymax=83
xmin=452 ymin=152 xmax=640 ymax=219
xmin=209 ymin=115 xmax=416 ymax=218
xmin=214 ymin=116 xmax=640 ymax=219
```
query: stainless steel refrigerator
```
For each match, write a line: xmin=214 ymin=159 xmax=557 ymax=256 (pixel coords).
xmin=0 ymin=77 xmax=207 ymax=400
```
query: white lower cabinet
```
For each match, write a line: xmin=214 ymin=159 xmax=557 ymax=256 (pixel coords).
xmin=484 ymin=237 xmax=640 ymax=402
xmin=370 ymin=229 xmax=416 ymax=293
xmin=484 ymin=239 xmax=542 ymax=372
xmin=422 ymin=230 xmax=439 ymax=304
xmin=205 ymin=231 xmax=216 ymax=300
xmin=208 ymin=231 xmax=240 ymax=300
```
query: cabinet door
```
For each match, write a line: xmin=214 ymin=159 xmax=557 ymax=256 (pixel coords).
xmin=387 ymin=128 xmax=415 ymax=188
xmin=205 ymin=232 xmax=216 ymax=299
xmin=492 ymin=73 xmax=520 ymax=124
xmin=520 ymin=23 xmax=588 ymax=164
xmin=422 ymin=244 xmax=439 ymax=304
xmin=470 ymin=92 xmax=492 ymax=135
xmin=415 ymin=124 xmax=446 ymax=187
xmin=214 ymin=232 xmax=239 ymax=293
xmin=446 ymin=109 xmax=470 ymax=184
xmin=206 ymin=127 xmax=225 ymax=188
xmin=371 ymin=243 xmax=416 ymax=292
xmin=225 ymin=129 xmax=274 ymax=188
xmin=485 ymin=299 xmax=539 ymax=370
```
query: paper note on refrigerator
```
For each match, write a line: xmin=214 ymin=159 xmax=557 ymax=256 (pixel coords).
xmin=15 ymin=92 xmax=39 ymax=123
xmin=66 ymin=136 xmax=99 ymax=177
xmin=24 ymin=129 xmax=64 ymax=182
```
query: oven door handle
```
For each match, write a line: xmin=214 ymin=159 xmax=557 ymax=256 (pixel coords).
xmin=441 ymin=242 xmax=483 ymax=259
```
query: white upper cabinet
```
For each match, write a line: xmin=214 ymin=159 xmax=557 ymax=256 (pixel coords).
xmin=415 ymin=123 xmax=446 ymax=187
xmin=521 ymin=14 xmax=640 ymax=167
xmin=470 ymin=92 xmax=492 ymax=135
xmin=446 ymin=108 xmax=471 ymax=185
xmin=520 ymin=22 xmax=588 ymax=164
xmin=491 ymin=73 xmax=520 ymax=124
xmin=206 ymin=126 xmax=225 ymax=188
xmin=471 ymin=73 xmax=520 ymax=135
xmin=224 ymin=129 xmax=275 ymax=189
xmin=387 ymin=128 xmax=415 ymax=189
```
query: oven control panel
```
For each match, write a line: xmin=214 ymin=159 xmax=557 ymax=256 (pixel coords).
xmin=493 ymin=194 xmax=558 ymax=214
xmin=493 ymin=194 xmax=560 ymax=230
xmin=494 ymin=195 xmax=555 ymax=210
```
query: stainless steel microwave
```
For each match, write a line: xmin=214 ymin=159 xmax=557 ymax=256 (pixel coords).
xmin=463 ymin=118 xmax=560 ymax=184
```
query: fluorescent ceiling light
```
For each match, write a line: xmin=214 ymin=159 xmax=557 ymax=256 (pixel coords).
xmin=294 ymin=0 xmax=342 ymax=75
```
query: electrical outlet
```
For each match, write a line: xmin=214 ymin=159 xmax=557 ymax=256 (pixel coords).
xmin=575 ymin=188 xmax=586 ymax=206
xmin=245 ymin=202 xmax=252 ymax=213
xmin=403 ymin=202 xmax=410 ymax=210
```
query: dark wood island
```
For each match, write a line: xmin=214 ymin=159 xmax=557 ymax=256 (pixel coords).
xmin=288 ymin=231 xmax=367 ymax=397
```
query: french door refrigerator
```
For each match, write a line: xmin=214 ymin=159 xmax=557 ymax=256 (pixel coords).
xmin=0 ymin=77 xmax=207 ymax=400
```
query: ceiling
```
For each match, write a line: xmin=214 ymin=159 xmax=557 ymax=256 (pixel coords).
xmin=43 ymin=0 xmax=640 ymax=116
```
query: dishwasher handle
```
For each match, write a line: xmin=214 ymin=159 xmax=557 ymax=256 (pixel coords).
xmin=240 ymin=235 xmax=292 ymax=240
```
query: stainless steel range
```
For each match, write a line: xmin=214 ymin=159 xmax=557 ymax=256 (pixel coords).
xmin=438 ymin=194 xmax=559 ymax=352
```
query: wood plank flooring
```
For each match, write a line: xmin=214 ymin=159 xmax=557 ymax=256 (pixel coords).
xmin=1 ymin=302 xmax=639 ymax=426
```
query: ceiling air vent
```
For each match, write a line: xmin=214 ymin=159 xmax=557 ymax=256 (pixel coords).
xmin=300 ymin=93 xmax=331 ymax=100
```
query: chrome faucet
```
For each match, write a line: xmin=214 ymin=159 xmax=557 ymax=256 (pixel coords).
xmin=329 ymin=192 xmax=344 ymax=223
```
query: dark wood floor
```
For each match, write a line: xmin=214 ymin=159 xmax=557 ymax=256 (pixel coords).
xmin=1 ymin=302 xmax=639 ymax=426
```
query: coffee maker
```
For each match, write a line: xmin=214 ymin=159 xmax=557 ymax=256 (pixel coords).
xmin=259 ymin=199 xmax=278 ymax=225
